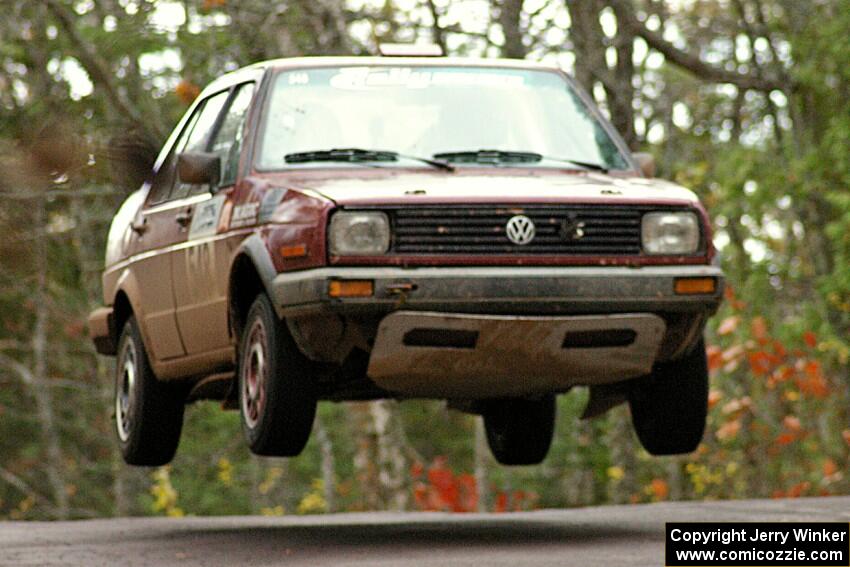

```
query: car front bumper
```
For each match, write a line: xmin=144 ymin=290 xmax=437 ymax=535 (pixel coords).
xmin=271 ymin=264 xmax=724 ymax=317
xmin=270 ymin=264 xmax=723 ymax=368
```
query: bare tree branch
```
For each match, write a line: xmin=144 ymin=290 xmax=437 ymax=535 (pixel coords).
xmin=0 ymin=466 xmax=55 ymax=510
xmin=426 ymin=0 xmax=448 ymax=53
xmin=43 ymin=0 xmax=164 ymax=141
xmin=0 ymin=352 xmax=34 ymax=385
xmin=609 ymin=0 xmax=784 ymax=91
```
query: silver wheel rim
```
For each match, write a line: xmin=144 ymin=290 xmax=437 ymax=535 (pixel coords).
xmin=241 ymin=319 xmax=268 ymax=430
xmin=116 ymin=339 xmax=137 ymax=442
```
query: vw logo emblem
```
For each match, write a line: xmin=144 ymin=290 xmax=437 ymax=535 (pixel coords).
xmin=505 ymin=215 xmax=536 ymax=245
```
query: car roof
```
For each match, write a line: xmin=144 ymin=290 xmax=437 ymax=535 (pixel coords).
xmin=254 ymin=56 xmax=561 ymax=72
xmin=203 ymin=56 xmax=563 ymax=93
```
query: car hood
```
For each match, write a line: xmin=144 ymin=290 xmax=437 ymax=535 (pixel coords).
xmin=265 ymin=169 xmax=700 ymax=207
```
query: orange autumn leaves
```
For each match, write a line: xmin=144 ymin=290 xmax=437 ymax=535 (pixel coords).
xmin=175 ymin=80 xmax=200 ymax=105
xmin=201 ymin=0 xmax=226 ymax=10
xmin=701 ymin=285 xmax=848 ymax=500
xmin=709 ymin=306 xmax=828 ymax=401
xmin=707 ymin=314 xmax=827 ymax=448
xmin=410 ymin=458 xmax=537 ymax=513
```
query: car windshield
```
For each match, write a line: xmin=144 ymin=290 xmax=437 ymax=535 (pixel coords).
xmin=257 ymin=65 xmax=629 ymax=170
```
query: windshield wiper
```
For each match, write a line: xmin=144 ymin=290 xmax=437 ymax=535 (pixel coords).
xmin=433 ymin=149 xmax=543 ymax=165
xmin=433 ymin=149 xmax=608 ymax=172
xmin=285 ymin=148 xmax=455 ymax=172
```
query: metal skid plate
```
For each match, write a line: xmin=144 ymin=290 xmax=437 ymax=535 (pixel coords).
xmin=367 ymin=311 xmax=666 ymax=398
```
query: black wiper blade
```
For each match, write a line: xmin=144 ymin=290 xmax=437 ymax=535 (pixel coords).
xmin=546 ymin=157 xmax=608 ymax=172
xmin=433 ymin=149 xmax=543 ymax=165
xmin=285 ymin=148 xmax=397 ymax=164
xmin=432 ymin=149 xmax=609 ymax=172
xmin=285 ymin=148 xmax=455 ymax=172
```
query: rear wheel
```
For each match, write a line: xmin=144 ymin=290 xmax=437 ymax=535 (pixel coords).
xmin=238 ymin=293 xmax=317 ymax=456
xmin=628 ymin=338 xmax=709 ymax=455
xmin=482 ymin=395 xmax=556 ymax=465
xmin=115 ymin=316 xmax=185 ymax=466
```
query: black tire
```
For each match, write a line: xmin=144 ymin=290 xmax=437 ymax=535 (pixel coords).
xmin=238 ymin=293 xmax=317 ymax=456
xmin=482 ymin=395 xmax=556 ymax=465
xmin=115 ymin=316 xmax=185 ymax=466
xmin=628 ymin=337 xmax=709 ymax=455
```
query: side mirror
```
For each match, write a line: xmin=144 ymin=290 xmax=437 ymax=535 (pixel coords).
xmin=177 ymin=152 xmax=221 ymax=190
xmin=632 ymin=152 xmax=656 ymax=178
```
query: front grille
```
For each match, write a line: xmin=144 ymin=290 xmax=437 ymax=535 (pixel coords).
xmin=388 ymin=205 xmax=659 ymax=255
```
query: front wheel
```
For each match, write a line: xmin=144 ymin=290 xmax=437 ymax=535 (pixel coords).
xmin=482 ymin=395 xmax=556 ymax=466
xmin=628 ymin=338 xmax=709 ymax=455
xmin=238 ymin=293 xmax=317 ymax=457
xmin=115 ymin=316 xmax=185 ymax=466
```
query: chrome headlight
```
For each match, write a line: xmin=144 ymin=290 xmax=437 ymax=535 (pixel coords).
xmin=641 ymin=212 xmax=700 ymax=255
xmin=328 ymin=211 xmax=390 ymax=256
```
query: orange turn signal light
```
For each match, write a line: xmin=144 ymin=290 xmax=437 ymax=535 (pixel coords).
xmin=328 ymin=280 xmax=374 ymax=298
xmin=280 ymin=244 xmax=307 ymax=258
xmin=674 ymin=277 xmax=717 ymax=295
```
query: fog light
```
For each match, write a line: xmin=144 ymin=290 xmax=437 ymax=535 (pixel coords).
xmin=674 ymin=277 xmax=717 ymax=295
xmin=328 ymin=280 xmax=374 ymax=298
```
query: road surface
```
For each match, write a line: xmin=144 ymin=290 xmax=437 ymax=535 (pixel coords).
xmin=1 ymin=497 xmax=848 ymax=566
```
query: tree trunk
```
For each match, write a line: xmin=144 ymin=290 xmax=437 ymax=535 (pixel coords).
xmin=497 ymin=0 xmax=527 ymax=59
xmin=609 ymin=2 xmax=637 ymax=148
xmin=31 ymin=198 xmax=70 ymax=519
xmin=474 ymin=418 xmax=490 ymax=512
xmin=567 ymin=0 xmax=608 ymax=95
xmin=606 ymin=408 xmax=636 ymax=505
xmin=315 ymin=413 xmax=337 ymax=513
xmin=349 ymin=402 xmax=380 ymax=510
xmin=70 ymin=190 xmax=131 ymax=516
xmin=369 ymin=400 xmax=409 ymax=511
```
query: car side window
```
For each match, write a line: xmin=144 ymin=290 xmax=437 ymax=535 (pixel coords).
xmin=209 ymin=83 xmax=256 ymax=188
xmin=172 ymin=90 xmax=230 ymax=200
xmin=147 ymin=109 xmax=202 ymax=205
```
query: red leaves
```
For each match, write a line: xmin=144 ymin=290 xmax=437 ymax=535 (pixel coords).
xmin=412 ymin=457 xmax=475 ymax=512
xmin=803 ymin=331 xmax=817 ymax=349
xmin=750 ymin=317 xmax=768 ymax=341
xmin=782 ymin=415 xmax=801 ymax=432
xmin=822 ymin=459 xmax=838 ymax=477
xmin=493 ymin=492 xmax=508 ymax=513
xmin=706 ymin=345 xmax=723 ymax=372
xmin=724 ymin=285 xmax=747 ymax=310
xmin=717 ymin=316 xmax=740 ymax=336
xmin=412 ymin=458 xmax=536 ymax=513
xmin=716 ymin=419 xmax=741 ymax=441
xmin=773 ymin=415 xmax=806 ymax=448
xmin=775 ymin=433 xmax=796 ymax=446
xmin=708 ymin=311 xmax=830 ymax=400
xmin=708 ymin=389 xmax=723 ymax=409
xmin=201 ymin=0 xmax=227 ymax=10
xmin=175 ymin=80 xmax=200 ymax=104
xmin=747 ymin=351 xmax=773 ymax=376
xmin=649 ymin=478 xmax=669 ymax=500
xmin=796 ymin=361 xmax=829 ymax=398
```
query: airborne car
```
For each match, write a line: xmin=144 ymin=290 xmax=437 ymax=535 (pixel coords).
xmin=89 ymin=51 xmax=723 ymax=466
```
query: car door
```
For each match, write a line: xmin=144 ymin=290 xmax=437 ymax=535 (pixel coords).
xmin=172 ymin=82 xmax=257 ymax=356
xmin=129 ymin=90 xmax=230 ymax=362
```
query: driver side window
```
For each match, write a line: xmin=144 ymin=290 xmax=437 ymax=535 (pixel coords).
xmin=146 ymin=90 xmax=229 ymax=205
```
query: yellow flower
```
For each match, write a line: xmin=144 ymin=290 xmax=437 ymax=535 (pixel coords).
xmin=607 ymin=466 xmax=625 ymax=481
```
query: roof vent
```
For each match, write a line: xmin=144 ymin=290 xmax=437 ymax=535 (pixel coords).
xmin=378 ymin=43 xmax=444 ymax=57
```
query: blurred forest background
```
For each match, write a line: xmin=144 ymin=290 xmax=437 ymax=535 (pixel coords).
xmin=1 ymin=0 xmax=849 ymax=520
